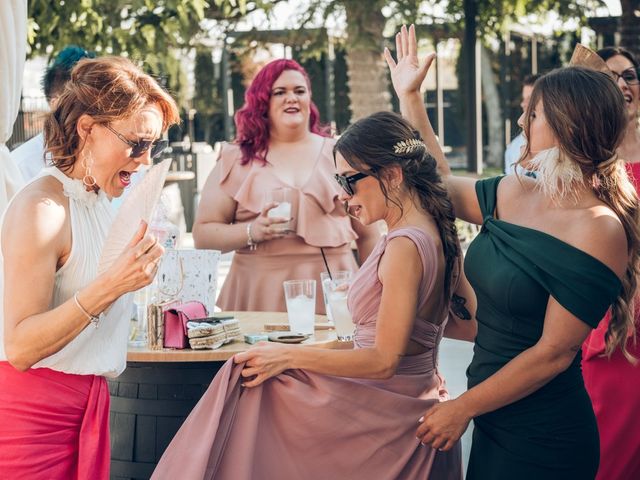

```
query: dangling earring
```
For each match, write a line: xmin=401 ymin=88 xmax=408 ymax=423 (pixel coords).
xmin=81 ymin=151 xmax=97 ymax=191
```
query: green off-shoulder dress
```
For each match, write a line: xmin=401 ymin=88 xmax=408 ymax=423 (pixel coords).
xmin=464 ymin=177 xmax=621 ymax=480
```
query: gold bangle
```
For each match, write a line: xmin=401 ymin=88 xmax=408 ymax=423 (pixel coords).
xmin=246 ymin=222 xmax=257 ymax=251
xmin=73 ymin=291 xmax=102 ymax=328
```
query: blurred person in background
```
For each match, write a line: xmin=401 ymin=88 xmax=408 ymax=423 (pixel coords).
xmin=11 ymin=45 xmax=95 ymax=181
xmin=193 ymin=59 xmax=380 ymax=314
xmin=504 ymin=73 xmax=540 ymax=174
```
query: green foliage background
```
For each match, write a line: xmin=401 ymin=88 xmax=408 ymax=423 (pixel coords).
xmin=28 ymin=0 xmax=209 ymax=106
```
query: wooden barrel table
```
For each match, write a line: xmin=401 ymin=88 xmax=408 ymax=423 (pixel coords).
xmin=109 ymin=311 xmax=343 ymax=480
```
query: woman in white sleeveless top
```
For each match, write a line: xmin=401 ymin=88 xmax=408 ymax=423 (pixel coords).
xmin=0 ymin=56 xmax=180 ymax=480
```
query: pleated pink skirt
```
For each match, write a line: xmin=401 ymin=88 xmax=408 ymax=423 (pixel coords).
xmin=152 ymin=359 xmax=462 ymax=480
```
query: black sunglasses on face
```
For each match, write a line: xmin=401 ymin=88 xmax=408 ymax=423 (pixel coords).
xmin=334 ymin=172 xmax=369 ymax=196
xmin=611 ymin=68 xmax=640 ymax=86
xmin=104 ymin=124 xmax=168 ymax=159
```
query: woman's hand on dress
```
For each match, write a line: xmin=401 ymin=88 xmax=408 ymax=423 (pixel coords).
xmin=415 ymin=399 xmax=471 ymax=451
xmin=233 ymin=342 xmax=293 ymax=387
xmin=102 ymin=221 xmax=164 ymax=297
xmin=384 ymin=24 xmax=435 ymax=98
xmin=249 ymin=202 xmax=290 ymax=243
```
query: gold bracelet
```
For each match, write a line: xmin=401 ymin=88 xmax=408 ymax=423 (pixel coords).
xmin=73 ymin=291 xmax=102 ymax=328
xmin=246 ymin=222 xmax=257 ymax=251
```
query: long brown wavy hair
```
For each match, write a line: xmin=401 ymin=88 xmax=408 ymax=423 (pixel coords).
xmin=521 ymin=66 xmax=640 ymax=362
xmin=43 ymin=56 xmax=180 ymax=172
xmin=334 ymin=111 xmax=461 ymax=303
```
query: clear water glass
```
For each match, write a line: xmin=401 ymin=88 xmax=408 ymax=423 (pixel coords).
xmin=265 ymin=187 xmax=293 ymax=232
xmin=321 ymin=271 xmax=353 ymax=341
xmin=283 ymin=279 xmax=316 ymax=335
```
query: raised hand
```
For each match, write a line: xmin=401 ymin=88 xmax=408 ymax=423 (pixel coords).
xmin=102 ymin=221 xmax=165 ymax=297
xmin=384 ymin=24 xmax=435 ymax=98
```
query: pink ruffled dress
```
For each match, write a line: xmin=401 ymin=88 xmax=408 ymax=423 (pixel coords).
xmin=215 ymin=139 xmax=358 ymax=314
xmin=152 ymin=227 xmax=462 ymax=480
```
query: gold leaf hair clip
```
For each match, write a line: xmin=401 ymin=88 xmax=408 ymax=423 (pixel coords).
xmin=393 ymin=138 xmax=426 ymax=155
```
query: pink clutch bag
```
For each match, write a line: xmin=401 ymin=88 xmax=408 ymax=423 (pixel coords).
xmin=163 ymin=301 xmax=208 ymax=349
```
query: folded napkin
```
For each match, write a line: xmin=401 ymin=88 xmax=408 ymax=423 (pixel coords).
xmin=189 ymin=334 xmax=226 ymax=350
xmin=220 ymin=319 xmax=242 ymax=344
xmin=187 ymin=321 xmax=224 ymax=339
xmin=186 ymin=319 xmax=241 ymax=350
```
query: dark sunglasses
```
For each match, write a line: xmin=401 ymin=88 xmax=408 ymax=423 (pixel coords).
xmin=334 ymin=172 xmax=369 ymax=196
xmin=104 ymin=124 xmax=168 ymax=159
xmin=611 ymin=67 xmax=640 ymax=86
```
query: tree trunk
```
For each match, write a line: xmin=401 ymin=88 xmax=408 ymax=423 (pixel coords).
xmin=620 ymin=0 xmax=640 ymax=54
xmin=343 ymin=1 xmax=391 ymax=122
xmin=480 ymin=45 xmax=503 ymax=168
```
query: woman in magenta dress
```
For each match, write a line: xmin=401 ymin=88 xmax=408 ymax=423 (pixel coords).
xmin=582 ymin=46 xmax=640 ymax=480
xmin=152 ymin=112 xmax=477 ymax=480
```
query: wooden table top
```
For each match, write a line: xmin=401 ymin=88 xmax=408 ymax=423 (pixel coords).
xmin=127 ymin=311 xmax=349 ymax=363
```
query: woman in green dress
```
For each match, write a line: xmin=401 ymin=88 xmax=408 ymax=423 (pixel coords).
xmin=385 ymin=26 xmax=640 ymax=479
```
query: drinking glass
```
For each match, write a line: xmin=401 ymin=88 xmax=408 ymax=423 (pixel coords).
xmin=265 ymin=187 xmax=293 ymax=232
xmin=283 ymin=279 xmax=316 ymax=335
xmin=321 ymin=271 xmax=354 ymax=341
xmin=128 ymin=287 xmax=149 ymax=347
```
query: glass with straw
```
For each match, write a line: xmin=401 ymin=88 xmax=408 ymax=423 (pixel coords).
xmin=319 ymin=249 xmax=354 ymax=341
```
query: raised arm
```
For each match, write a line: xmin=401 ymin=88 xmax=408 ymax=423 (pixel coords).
xmin=234 ymin=236 xmax=425 ymax=386
xmin=384 ymin=25 xmax=483 ymax=225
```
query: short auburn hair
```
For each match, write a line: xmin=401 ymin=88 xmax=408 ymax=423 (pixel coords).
xmin=44 ymin=56 xmax=180 ymax=171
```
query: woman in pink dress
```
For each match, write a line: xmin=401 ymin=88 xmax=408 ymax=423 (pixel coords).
xmin=153 ymin=111 xmax=477 ymax=480
xmin=582 ymin=46 xmax=640 ymax=480
xmin=193 ymin=59 xmax=380 ymax=314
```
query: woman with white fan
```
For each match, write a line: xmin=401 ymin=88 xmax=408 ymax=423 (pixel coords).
xmin=0 ymin=56 xmax=180 ymax=479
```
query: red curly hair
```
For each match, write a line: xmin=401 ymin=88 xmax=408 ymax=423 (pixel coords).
xmin=234 ymin=59 xmax=330 ymax=165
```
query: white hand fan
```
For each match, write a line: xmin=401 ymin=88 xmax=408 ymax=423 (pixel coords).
xmin=97 ymin=158 xmax=172 ymax=275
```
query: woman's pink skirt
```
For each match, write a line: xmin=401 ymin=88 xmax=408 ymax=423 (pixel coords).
xmin=0 ymin=362 xmax=110 ymax=479
xmin=152 ymin=359 xmax=462 ymax=480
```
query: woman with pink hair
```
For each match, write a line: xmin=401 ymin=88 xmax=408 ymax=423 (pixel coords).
xmin=193 ymin=59 xmax=379 ymax=313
